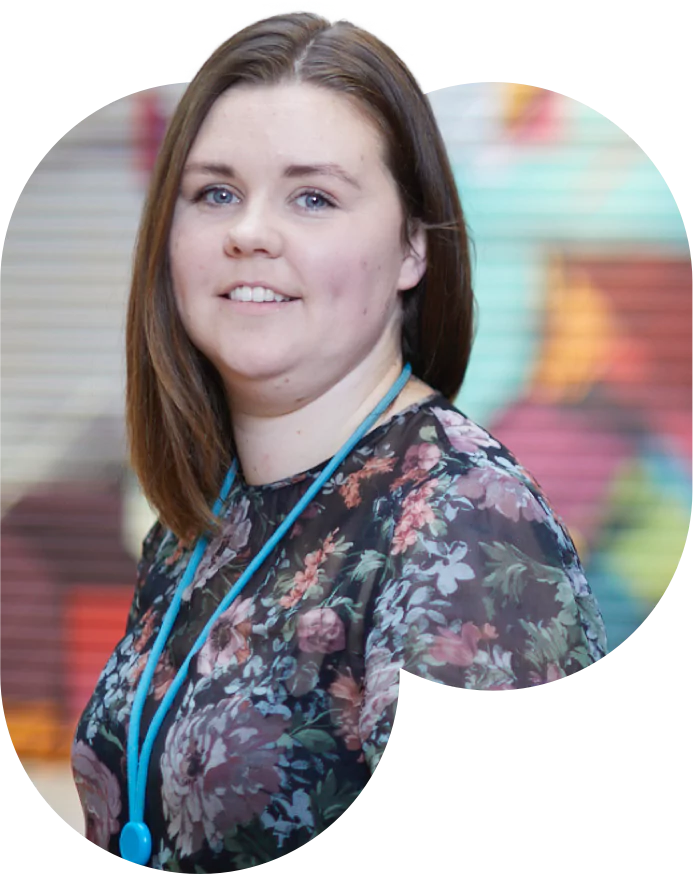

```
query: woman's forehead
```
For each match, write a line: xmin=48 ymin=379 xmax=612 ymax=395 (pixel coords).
xmin=186 ymin=84 xmax=383 ymax=182
xmin=198 ymin=83 xmax=379 ymax=144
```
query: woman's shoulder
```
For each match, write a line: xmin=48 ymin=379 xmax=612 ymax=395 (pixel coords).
xmin=388 ymin=396 xmax=578 ymax=557
xmin=436 ymin=401 xmax=541 ymax=484
xmin=396 ymin=395 xmax=545 ymax=493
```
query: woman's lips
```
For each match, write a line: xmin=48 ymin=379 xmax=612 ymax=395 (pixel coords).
xmin=220 ymin=297 xmax=299 ymax=312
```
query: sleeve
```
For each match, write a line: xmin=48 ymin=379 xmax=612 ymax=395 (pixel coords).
xmin=124 ymin=519 xmax=166 ymax=634
xmin=359 ymin=461 xmax=607 ymax=770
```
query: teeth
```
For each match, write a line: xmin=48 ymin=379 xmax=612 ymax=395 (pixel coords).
xmin=227 ymin=285 xmax=291 ymax=303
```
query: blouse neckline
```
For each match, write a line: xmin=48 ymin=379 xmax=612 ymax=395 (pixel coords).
xmin=235 ymin=392 xmax=445 ymax=495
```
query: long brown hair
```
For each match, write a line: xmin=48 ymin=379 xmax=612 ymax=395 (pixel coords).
xmin=126 ymin=12 xmax=475 ymax=542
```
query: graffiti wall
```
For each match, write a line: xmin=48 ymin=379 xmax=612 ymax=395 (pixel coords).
xmin=1 ymin=82 xmax=690 ymax=757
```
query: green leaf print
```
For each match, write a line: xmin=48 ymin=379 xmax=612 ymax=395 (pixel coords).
xmin=310 ymin=770 xmax=362 ymax=829
xmin=464 ymin=656 xmax=516 ymax=690
xmin=98 ymin=725 xmax=124 ymax=752
xmin=480 ymin=541 xmax=566 ymax=604
xmin=352 ymin=549 xmax=385 ymax=582
xmin=292 ymin=728 xmax=338 ymax=754
xmin=275 ymin=569 xmax=300 ymax=594
xmin=418 ymin=424 xmax=438 ymax=442
xmin=519 ymin=618 xmax=570 ymax=670
xmin=482 ymin=594 xmax=497 ymax=622
xmin=555 ymin=579 xmax=579 ymax=627
xmin=427 ymin=518 xmax=448 ymax=538
xmin=223 ymin=834 xmax=243 ymax=854
xmin=282 ymin=615 xmax=298 ymax=642
xmin=223 ymin=819 xmax=279 ymax=868
xmin=325 ymin=595 xmax=360 ymax=621
xmin=325 ymin=534 xmax=354 ymax=561
xmin=480 ymin=542 xmax=530 ymax=602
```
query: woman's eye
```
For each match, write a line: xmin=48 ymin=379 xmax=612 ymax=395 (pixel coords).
xmin=194 ymin=185 xmax=335 ymax=212
xmin=297 ymin=191 xmax=334 ymax=212
xmin=195 ymin=186 xmax=238 ymax=206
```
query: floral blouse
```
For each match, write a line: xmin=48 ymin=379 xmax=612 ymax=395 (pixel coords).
xmin=72 ymin=394 xmax=607 ymax=871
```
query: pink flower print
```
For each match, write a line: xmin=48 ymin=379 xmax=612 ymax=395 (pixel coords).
xmin=363 ymin=456 xmax=397 ymax=476
xmin=340 ymin=477 xmax=363 ymax=509
xmin=197 ymin=597 xmax=254 ymax=676
xmin=456 ymin=467 xmax=546 ymax=523
xmin=279 ymin=530 xmax=339 ymax=608
xmin=279 ymin=561 xmax=320 ymax=609
xmin=160 ymin=697 xmax=286 ymax=857
xmin=402 ymin=442 xmax=442 ymax=474
xmin=321 ymin=530 xmax=338 ymax=557
xmin=129 ymin=648 xmax=175 ymax=701
xmin=330 ymin=672 xmax=364 ymax=708
xmin=428 ymin=621 xmax=497 ymax=667
xmin=329 ymin=672 xmax=364 ymax=752
xmin=152 ymin=650 xmax=176 ymax=700
xmin=390 ymin=443 xmax=442 ymax=491
xmin=359 ymin=647 xmax=402 ymax=742
xmin=71 ymin=741 xmax=122 ymax=848
xmin=431 ymin=407 xmax=500 ymax=454
xmin=391 ymin=480 xmax=438 ymax=555
xmin=133 ymin=605 xmax=158 ymax=653
xmin=297 ymin=608 xmax=346 ymax=654
xmin=340 ymin=455 xmax=397 ymax=506
xmin=129 ymin=652 xmax=147 ymax=687
xmin=164 ymin=540 xmax=187 ymax=567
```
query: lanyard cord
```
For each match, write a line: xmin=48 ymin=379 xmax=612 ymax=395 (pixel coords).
xmin=120 ymin=364 xmax=412 ymax=865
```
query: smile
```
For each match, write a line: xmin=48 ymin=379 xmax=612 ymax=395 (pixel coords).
xmin=222 ymin=297 xmax=298 ymax=315
xmin=224 ymin=285 xmax=293 ymax=303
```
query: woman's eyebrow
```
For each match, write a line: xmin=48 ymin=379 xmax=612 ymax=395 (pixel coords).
xmin=182 ymin=160 xmax=361 ymax=189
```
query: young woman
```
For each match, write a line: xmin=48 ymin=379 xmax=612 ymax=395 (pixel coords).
xmin=72 ymin=12 xmax=606 ymax=871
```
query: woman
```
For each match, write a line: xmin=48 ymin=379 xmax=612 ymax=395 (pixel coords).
xmin=72 ymin=12 xmax=606 ymax=872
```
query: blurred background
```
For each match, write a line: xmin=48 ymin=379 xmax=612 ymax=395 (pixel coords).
xmin=1 ymin=82 xmax=690 ymax=833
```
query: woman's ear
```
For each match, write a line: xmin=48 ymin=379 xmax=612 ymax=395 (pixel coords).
xmin=397 ymin=221 xmax=427 ymax=291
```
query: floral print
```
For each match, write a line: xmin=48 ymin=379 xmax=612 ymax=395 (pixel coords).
xmin=197 ymin=597 xmax=254 ymax=675
xmin=297 ymin=608 xmax=346 ymax=654
xmin=72 ymin=741 xmax=122 ymax=848
xmin=72 ymin=393 xmax=606 ymax=871
xmin=160 ymin=697 xmax=286 ymax=858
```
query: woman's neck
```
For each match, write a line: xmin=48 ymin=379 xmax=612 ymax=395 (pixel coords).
xmin=227 ymin=360 xmax=436 ymax=486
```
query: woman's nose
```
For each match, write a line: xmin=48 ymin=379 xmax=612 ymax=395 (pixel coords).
xmin=222 ymin=203 xmax=282 ymax=258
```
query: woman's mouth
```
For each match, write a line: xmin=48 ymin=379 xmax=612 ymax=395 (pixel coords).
xmin=224 ymin=285 xmax=294 ymax=303
xmin=223 ymin=297 xmax=299 ymax=315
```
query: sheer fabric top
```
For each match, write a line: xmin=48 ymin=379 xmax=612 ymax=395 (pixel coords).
xmin=72 ymin=393 xmax=607 ymax=872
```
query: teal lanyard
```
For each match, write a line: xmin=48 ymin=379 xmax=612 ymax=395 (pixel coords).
xmin=120 ymin=364 xmax=412 ymax=865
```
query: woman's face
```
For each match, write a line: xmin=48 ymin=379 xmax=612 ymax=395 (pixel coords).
xmin=169 ymin=82 xmax=426 ymax=409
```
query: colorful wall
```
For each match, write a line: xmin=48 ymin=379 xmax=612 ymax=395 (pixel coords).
xmin=1 ymin=82 xmax=690 ymax=757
